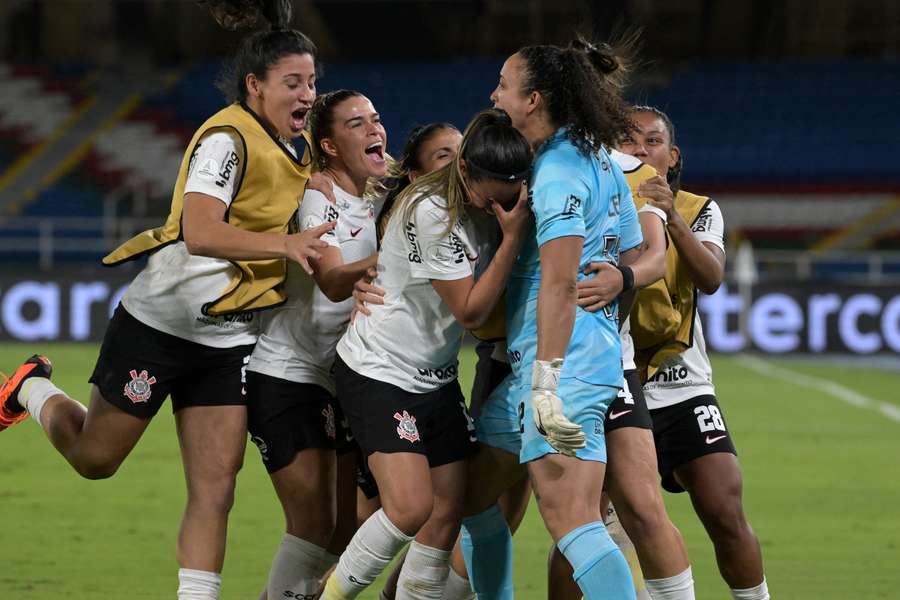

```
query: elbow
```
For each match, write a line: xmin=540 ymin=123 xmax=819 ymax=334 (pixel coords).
xmin=698 ymin=274 xmax=724 ymax=295
xmin=183 ymin=233 xmax=210 ymax=257
xmin=548 ymin=277 xmax=578 ymax=298
xmin=322 ymin=287 xmax=350 ymax=303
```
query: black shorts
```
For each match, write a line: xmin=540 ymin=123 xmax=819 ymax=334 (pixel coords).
xmin=603 ymin=369 xmax=653 ymax=433
xmin=334 ymin=356 xmax=476 ymax=468
xmin=246 ymin=372 xmax=354 ymax=473
xmin=89 ymin=305 xmax=253 ymax=420
xmin=469 ymin=341 xmax=513 ymax=419
xmin=650 ymin=395 xmax=738 ymax=493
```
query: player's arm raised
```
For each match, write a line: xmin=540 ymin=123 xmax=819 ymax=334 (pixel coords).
xmin=641 ymin=175 xmax=724 ymax=294
xmin=431 ymin=187 xmax=530 ymax=330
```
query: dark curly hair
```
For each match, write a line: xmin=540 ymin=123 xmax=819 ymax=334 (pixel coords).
xmin=517 ymin=35 xmax=636 ymax=156
xmin=202 ymin=0 xmax=319 ymax=104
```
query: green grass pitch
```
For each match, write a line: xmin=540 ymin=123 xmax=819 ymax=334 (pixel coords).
xmin=1 ymin=343 xmax=898 ymax=598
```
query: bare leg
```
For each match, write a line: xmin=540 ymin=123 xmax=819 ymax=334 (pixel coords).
xmin=606 ymin=427 xmax=690 ymax=578
xmin=675 ymin=453 xmax=765 ymax=589
xmin=38 ymin=385 xmax=150 ymax=479
xmin=175 ymin=405 xmax=247 ymax=571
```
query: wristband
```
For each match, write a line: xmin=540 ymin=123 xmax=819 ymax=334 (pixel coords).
xmin=532 ymin=358 xmax=564 ymax=392
xmin=616 ymin=265 xmax=635 ymax=292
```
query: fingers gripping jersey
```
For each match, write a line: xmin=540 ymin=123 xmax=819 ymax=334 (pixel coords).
xmin=505 ymin=133 xmax=643 ymax=388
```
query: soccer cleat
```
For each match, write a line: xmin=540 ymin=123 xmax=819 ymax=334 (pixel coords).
xmin=0 ymin=354 xmax=52 ymax=431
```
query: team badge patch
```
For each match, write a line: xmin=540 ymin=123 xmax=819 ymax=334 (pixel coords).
xmin=323 ymin=404 xmax=336 ymax=439
xmin=394 ymin=410 xmax=420 ymax=443
xmin=124 ymin=369 xmax=156 ymax=404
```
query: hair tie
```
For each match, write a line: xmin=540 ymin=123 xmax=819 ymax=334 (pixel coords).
xmin=465 ymin=159 xmax=531 ymax=182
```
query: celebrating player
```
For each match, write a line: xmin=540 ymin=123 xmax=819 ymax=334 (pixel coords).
xmin=244 ymin=89 xmax=387 ymax=599
xmin=547 ymin=149 xmax=696 ymax=600
xmin=0 ymin=3 xmax=333 ymax=599
xmin=321 ymin=108 xmax=532 ymax=600
xmin=474 ymin=37 xmax=642 ymax=600
xmin=621 ymin=105 xmax=770 ymax=600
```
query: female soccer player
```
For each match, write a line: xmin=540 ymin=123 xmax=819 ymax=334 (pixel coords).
xmin=0 ymin=3 xmax=332 ymax=599
xmin=484 ymin=37 xmax=643 ymax=600
xmin=321 ymin=108 xmax=532 ymax=600
xmin=357 ymin=123 xmax=462 ymax=525
xmin=547 ymin=150 xmax=696 ymax=600
xmin=244 ymin=89 xmax=388 ymax=599
xmin=620 ymin=106 xmax=770 ymax=600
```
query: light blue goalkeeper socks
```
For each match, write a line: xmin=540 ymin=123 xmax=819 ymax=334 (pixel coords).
xmin=460 ymin=504 xmax=514 ymax=600
xmin=558 ymin=521 xmax=636 ymax=600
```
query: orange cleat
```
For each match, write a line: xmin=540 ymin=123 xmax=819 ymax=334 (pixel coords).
xmin=0 ymin=354 xmax=52 ymax=431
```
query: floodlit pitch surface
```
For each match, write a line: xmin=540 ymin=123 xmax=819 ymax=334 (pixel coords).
xmin=1 ymin=343 xmax=898 ymax=599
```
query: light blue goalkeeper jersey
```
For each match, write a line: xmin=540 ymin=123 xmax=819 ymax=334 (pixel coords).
xmin=505 ymin=130 xmax=643 ymax=389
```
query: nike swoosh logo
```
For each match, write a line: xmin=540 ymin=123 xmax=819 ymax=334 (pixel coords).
xmin=350 ymin=227 xmax=363 ymax=237
xmin=705 ymin=434 xmax=727 ymax=444
xmin=608 ymin=409 xmax=633 ymax=420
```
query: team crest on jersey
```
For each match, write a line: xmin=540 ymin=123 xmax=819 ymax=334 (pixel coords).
xmin=394 ymin=410 xmax=420 ymax=443
xmin=323 ymin=404 xmax=336 ymax=439
xmin=124 ymin=369 xmax=156 ymax=404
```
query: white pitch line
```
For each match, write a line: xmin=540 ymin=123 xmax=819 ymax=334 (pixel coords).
xmin=735 ymin=353 xmax=900 ymax=424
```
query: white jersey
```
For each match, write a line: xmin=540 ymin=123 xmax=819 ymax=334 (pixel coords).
xmin=337 ymin=195 xmax=482 ymax=393
xmin=643 ymin=200 xmax=726 ymax=410
xmin=122 ymin=130 xmax=297 ymax=348
xmin=247 ymin=185 xmax=379 ymax=395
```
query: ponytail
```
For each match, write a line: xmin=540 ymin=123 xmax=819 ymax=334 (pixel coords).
xmin=517 ymin=32 xmax=639 ymax=155
xmin=205 ymin=0 xmax=318 ymax=104
xmin=199 ymin=0 xmax=292 ymax=31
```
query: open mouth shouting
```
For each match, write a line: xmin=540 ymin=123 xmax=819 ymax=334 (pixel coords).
xmin=290 ymin=107 xmax=310 ymax=133
xmin=364 ymin=140 xmax=386 ymax=169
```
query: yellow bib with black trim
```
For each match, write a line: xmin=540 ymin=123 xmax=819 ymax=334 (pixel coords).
xmin=630 ymin=189 xmax=710 ymax=381
xmin=103 ymin=103 xmax=312 ymax=316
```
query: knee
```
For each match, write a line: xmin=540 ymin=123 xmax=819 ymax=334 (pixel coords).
xmin=615 ymin=493 xmax=669 ymax=541
xmin=186 ymin=468 xmax=242 ymax=514
xmin=538 ymin=495 xmax=594 ymax=541
xmin=695 ymin=488 xmax=751 ymax=540
xmin=384 ymin=493 xmax=434 ymax=536
xmin=74 ymin=458 xmax=121 ymax=480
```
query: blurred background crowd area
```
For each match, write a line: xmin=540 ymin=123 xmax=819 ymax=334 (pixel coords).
xmin=0 ymin=0 xmax=899 ymax=354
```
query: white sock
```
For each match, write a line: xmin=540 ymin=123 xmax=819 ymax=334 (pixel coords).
xmin=441 ymin=566 xmax=474 ymax=600
xmin=19 ymin=377 xmax=71 ymax=427
xmin=325 ymin=509 xmax=413 ymax=599
xmin=731 ymin=577 xmax=769 ymax=600
xmin=396 ymin=541 xmax=451 ymax=600
xmin=178 ymin=568 xmax=221 ymax=600
xmin=267 ymin=534 xmax=333 ymax=598
xmin=645 ymin=566 xmax=695 ymax=600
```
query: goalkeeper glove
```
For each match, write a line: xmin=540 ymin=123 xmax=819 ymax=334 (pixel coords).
xmin=531 ymin=359 xmax=585 ymax=457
